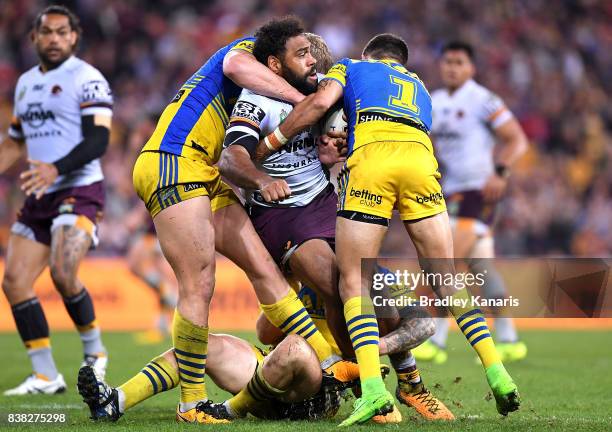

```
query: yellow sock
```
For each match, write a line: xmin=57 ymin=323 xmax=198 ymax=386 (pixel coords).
xmin=228 ymin=363 xmax=285 ymax=418
xmin=260 ymin=289 xmax=334 ymax=364
xmin=448 ymin=289 xmax=500 ymax=368
xmin=172 ymin=310 xmax=208 ymax=407
xmin=119 ymin=355 xmax=178 ymax=411
xmin=344 ymin=296 xmax=384 ymax=395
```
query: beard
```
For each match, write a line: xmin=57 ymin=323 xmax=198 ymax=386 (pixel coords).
xmin=284 ymin=66 xmax=318 ymax=95
xmin=37 ymin=47 xmax=72 ymax=70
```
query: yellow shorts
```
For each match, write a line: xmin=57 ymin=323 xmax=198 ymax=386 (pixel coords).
xmin=338 ymin=140 xmax=446 ymax=220
xmin=132 ymin=151 xmax=239 ymax=218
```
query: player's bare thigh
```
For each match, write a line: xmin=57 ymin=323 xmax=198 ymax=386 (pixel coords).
xmin=1 ymin=233 xmax=49 ymax=304
xmin=404 ymin=212 xmax=457 ymax=297
xmin=212 ymin=202 xmax=288 ymax=304
xmin=335 ymin=216 xmax=388 ymax=301
xmin=153 ymin=196 xmax=215 ymax=325
xmin=288 ymin=239 xmax=337 ymax=299
xmin=204 ymin=334 xmax=259 ymax=395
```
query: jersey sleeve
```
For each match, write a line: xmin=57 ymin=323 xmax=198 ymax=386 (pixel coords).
xmin=481 ymin=90 xmax=513 ymax=129
xmin=76 ymin=66 xmax=113 ymax=117
xmin=223 ymin=91 xmax=268 ymax=156
xmin=229 ymin=37 xmax=255 ymax=55
xmin=322 ymin=58 xmax=350 ymax=88
xmin=8 ymin=83 xmax=24 ymax=141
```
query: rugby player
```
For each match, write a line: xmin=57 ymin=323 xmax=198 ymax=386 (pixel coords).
xmin=129 ymin=16 xmax=357 ymax=423
xmin=414 ymin=41 xmax=528 ymax=364
xmin=216 ymin=20 xmax=452 ymax=421
xmin=264 ymin=33 xmax=521 ymax=424
xmin=79 ymin=333 xmax=342 ymax=423
xmin=1 ymin=5 xmax=111 ymax=395
xmin=77 ymin=277 xmax=450 ymax=423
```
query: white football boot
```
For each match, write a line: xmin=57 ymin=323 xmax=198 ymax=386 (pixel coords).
xmin=4 ymin=373 xmax=67 ymax=396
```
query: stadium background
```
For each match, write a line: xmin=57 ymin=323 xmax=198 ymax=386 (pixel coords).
xmin=1 ymin=0 xmax=610 ymax=332
xmin=0 ymin=1 xmax=611 ymax=430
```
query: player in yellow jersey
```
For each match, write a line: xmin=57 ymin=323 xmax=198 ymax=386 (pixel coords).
xmin=125 ymin=18 xmax=358 ymax=424
xmin=262 ymin=33 xmax=521 ymax=425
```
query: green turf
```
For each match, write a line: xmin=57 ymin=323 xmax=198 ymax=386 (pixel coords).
xmin=1 ymin=330 xmax=611 ymax=431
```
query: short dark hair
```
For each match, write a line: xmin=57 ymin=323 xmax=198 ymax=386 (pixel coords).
xmin=441 ymin=41 xmax=475 ymax=61
xmin=34 ymin=5 xmax=82 ymax=35
xmin=362 ymin=33 xmax=409 ymax=65
xmin=253 ymin=16 xmax=305 ymax=65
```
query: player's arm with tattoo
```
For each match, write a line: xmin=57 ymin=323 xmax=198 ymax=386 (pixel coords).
xmin=379 ymin=308 xmax=436 ymax=355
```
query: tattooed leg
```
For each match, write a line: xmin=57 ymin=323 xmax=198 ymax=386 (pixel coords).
xmin=49 ymin=225 xmax=92 ymax=297
xmin=50 ymin=223 xmax=106 ymax=358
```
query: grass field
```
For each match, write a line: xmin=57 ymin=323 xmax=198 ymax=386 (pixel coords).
xmin=1 ymin=329 xmax=612 ymax=431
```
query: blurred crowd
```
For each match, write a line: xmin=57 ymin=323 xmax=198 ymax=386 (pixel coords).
xmin=0 ymin=0 xmax=610 ymax=256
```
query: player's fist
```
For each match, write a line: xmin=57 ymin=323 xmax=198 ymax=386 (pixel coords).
xmin=318 ymin=132 xmax=348 ymax=166
xmin=258 ymin=177 xmax=291 ymax=203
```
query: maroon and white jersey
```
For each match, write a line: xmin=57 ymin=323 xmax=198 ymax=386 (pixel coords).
xmin=431 ymin=79 xmax=513 ymax=195
xmin=9 ymin=56 xmax=113 ymax=193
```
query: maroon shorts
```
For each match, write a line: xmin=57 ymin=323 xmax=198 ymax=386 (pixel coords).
xmin=248 ymin=184 xmax=337 ymax=269
xmin=12 ymin=182 xmax=105 ymax=247
xmin=446 ymin=189 xmax=498 ymax=226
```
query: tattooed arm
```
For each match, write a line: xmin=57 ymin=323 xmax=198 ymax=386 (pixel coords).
xmin=379 ymin=308 xmax=435 ymax=355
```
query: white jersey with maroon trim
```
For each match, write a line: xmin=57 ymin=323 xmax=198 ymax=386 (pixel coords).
xmin=431 ymin=79 xmax=513 ymax=195
xmin=8 ymin=56 xmax=113 ymax=193
xmin=224 ymin=88 xmax=328 ymax=208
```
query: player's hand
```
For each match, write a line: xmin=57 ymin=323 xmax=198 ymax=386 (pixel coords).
xmin=258 ymin=177 xmax=291 ymax=203
xmin=318 ymin=133 xmax=348 ymax=165
xmin=20 ymin=159 xmax=59 ymax=199
xmin=482 ymin=174 xmax=507 ymax=203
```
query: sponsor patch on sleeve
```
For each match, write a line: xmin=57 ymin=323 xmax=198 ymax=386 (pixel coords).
xmin=80 ymin=80 xmax=113 ymax=108
xmin=230 ymin=100 xmax=266 ymax=127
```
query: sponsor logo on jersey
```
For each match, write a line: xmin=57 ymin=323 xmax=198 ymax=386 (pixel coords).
xmin=81 ymin=80 xmax=112 ymax=102
xmin=58 ymin=197 xmax=76 ymax=214
xmin=279 ymin=109 xmax=288 ymax=124
xmin=20 ymin=103 xmax=56 ymax=128
xmin=350 ymin=187 xmax=383 ymax=206
xmin=231 ymin=101 xmax=265 ymax=125
xmin=183 ymin=182 xmax=206 ymax=192
xmin=415 ymin=192 xmax=444 ymax=205
xmin=51 ymin=85 xmax=62 ymax=95
xmin=171 ymin=89 xmax=185 ymax=103
xmin=17 ymin=86 xmax=26 ymax=101
xmin=33 ymin=84 xmax=45 ymax=91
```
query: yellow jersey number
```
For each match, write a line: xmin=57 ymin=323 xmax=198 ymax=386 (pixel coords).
xmin=388 ymin=75 xmax=420 ymax=114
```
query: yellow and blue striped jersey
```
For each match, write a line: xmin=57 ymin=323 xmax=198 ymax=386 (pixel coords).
xmin=142 ymin=37 xmax=255 ymax=164
xmin=324 ymin=58 xmax=432 ymax=155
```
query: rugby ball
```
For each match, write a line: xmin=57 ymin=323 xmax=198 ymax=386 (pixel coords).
xmin=322 ymin=106 xmax=347 ymax=135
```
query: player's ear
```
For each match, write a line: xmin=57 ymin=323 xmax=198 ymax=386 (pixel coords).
xmin=69 ymin=30 xmax=78 ymax=50
xmin=268 ymin=56 xmax=282 ymax=74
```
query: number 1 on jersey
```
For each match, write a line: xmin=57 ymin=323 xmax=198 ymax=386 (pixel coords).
xmin=389 ymin=76 xmax=419 ymax=114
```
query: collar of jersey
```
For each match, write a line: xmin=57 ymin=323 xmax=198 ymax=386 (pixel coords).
xmin=38 ymin=55 xmax=76 ymax=75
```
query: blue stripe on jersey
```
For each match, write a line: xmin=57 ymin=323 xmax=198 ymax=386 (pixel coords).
xmin=158 ymin=37 xmax=253 ymax=155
